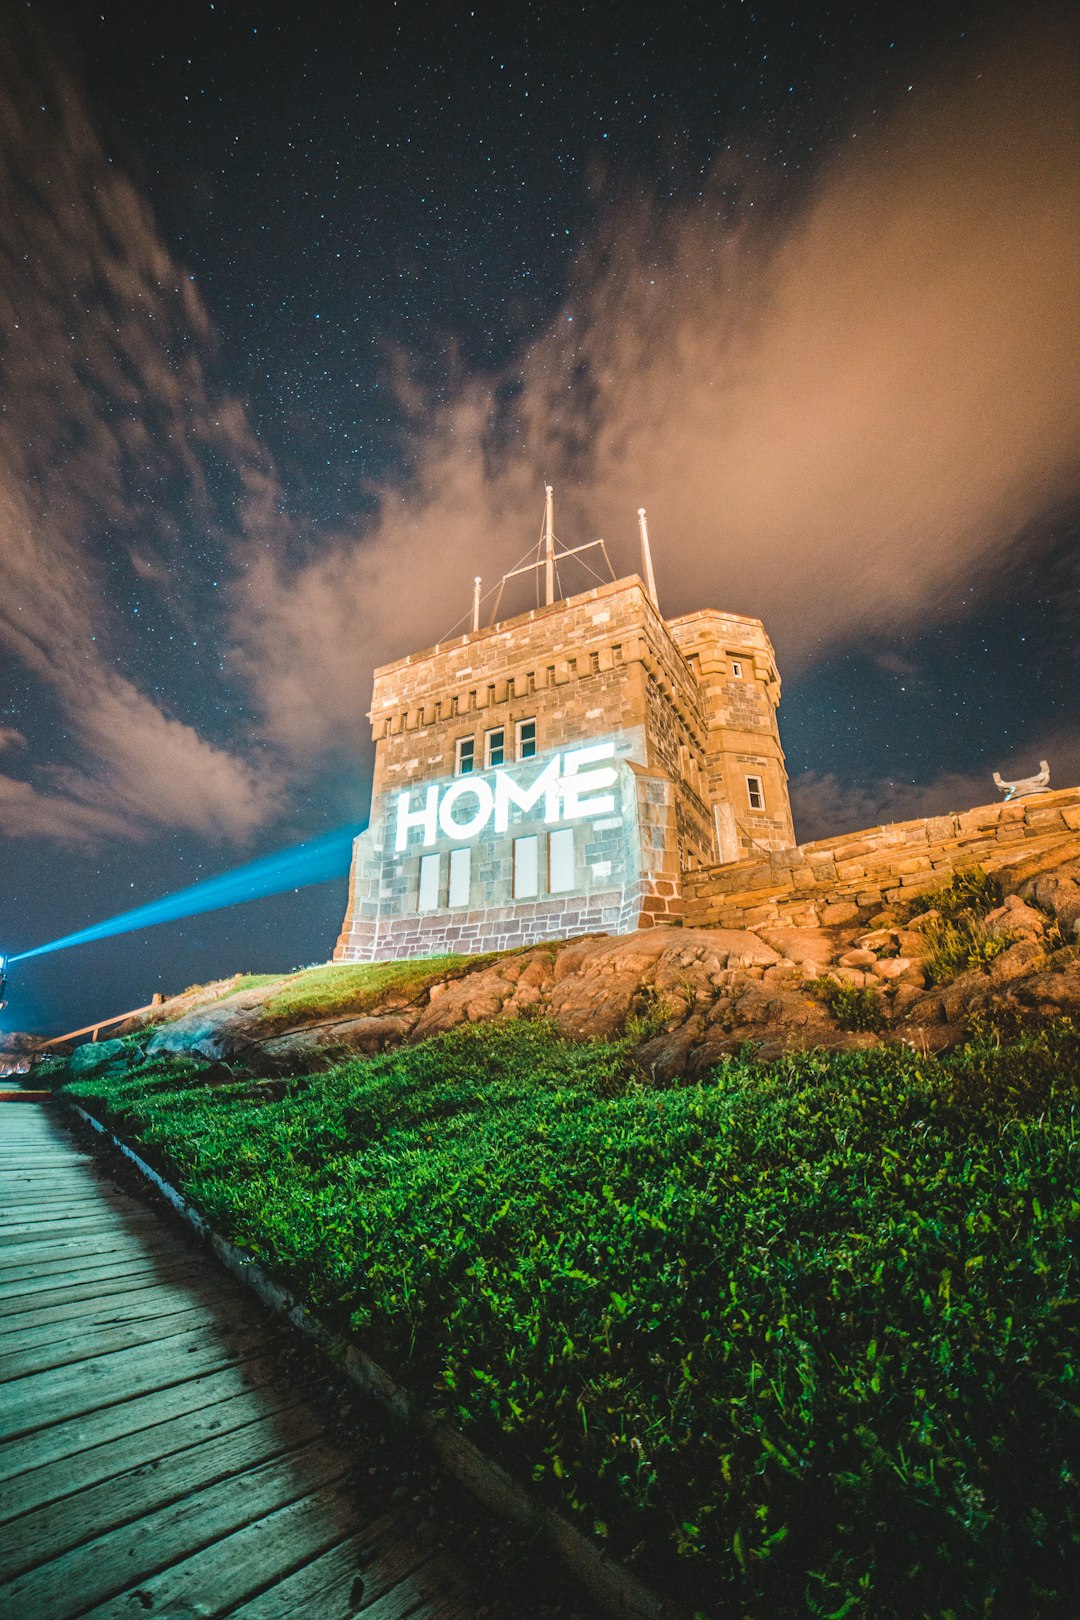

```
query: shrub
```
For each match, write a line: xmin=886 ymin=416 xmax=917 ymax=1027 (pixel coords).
xmin=809 ymin=977 xmax=887 ymax=1032
xmin=624 ymin=983 xmax=676 ymax=1042
xmin=906 ymin=864 xmax=1000 ymax=924
xmin=64 ymin=1021 xmax=1080 ymax=1617
xmin=923 ymin=915 xmax=1017 ymax=984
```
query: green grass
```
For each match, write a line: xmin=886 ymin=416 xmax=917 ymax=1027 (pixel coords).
xmin=256 ymin=954 xmax=498 ymax=1024
xmin=229 ymin=973 xmax=284 ymax=994
xmin=905 ymin=865 xmax=1001 ymax=924
xmin=62 ymin=1022 xmax=1080 ymax=1617
xmin=900 ymin=867 xmax=1023 ymax=985
xmin=922 ymin=916 xmax=1017 ymax=985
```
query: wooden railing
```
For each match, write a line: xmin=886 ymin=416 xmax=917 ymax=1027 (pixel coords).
xmin=39 ymin=997 xmax=164 ymax=1050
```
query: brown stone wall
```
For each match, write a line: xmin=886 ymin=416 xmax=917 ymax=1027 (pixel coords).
xmin=667 ymin=610 xmax=795 ymax=855
xmin=368 ymin=577 xmax=697 ymax=790
xmin=336 ymin=574 xmax=799 ymax=962
xmin=683 ymin=787 xmax=1080 ymax=931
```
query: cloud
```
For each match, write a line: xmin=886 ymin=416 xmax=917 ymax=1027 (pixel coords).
xmin=236 ymin=17 xmax=1080 ymax=756
xmin=0 ymin=774 xmax=132 ymax=848
xmin=0 ymin=728 xmax=27 ymax=753
xmin=0 ymin=26 xmax=284 ymax=845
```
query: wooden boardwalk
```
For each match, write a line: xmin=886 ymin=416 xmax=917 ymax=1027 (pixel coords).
xmin=0 ymin=1094 xmax=503 ymax=1619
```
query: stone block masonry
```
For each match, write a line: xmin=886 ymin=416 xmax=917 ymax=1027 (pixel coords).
xmin=682 ymin=786 xmax=1080 ymax=932
xmin=336 ymin=574 xmax=796 ymax=962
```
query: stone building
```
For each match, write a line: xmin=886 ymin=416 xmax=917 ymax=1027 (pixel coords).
xmin=335 ymin=522 xmax=795 ymax=961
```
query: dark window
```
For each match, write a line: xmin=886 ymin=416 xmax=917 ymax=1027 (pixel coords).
xmin=516 ymin=718 xmax=537 ymax=760
xmin=485 ymin=727 xmax=505 ymax=768
xmin=455 ymin=736 xmax=475 ymax=775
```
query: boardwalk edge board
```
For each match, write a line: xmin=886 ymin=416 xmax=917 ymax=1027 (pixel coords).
xmin=68 ymin=1102 xmax=680 ymax=1620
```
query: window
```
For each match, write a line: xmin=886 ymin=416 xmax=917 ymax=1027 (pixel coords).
xmin=731 ymin=660 xmax=743 ymax=678
xmin=513 ymin=834 xmax=539 ymax=899
xmin=454 ymin=736 xmax=475 ymax=775
xmin=515 ymin=717 xmax=537 ymax=760
xmin=746 ymin=775 xmax=765 ymax=812
xmin=548 ymin=827 xmax=575 ymax=893
xmin=448 ymin=846 xmax=471 ymax=908
xmin=417 ymin=853 xmax=441 ymax=912
xmin=484 ymin=727 xmax=505 ymax=768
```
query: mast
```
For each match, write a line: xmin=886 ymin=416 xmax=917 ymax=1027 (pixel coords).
xmin=637 ymin=506 xmax=659 ymax=611
xmin=471 ymin=575 xmax=482 ymax=633
xmin=543 ymin=484 xmax=555 ymax=605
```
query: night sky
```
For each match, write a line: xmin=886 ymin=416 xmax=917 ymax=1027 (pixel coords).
xmin=2 ymin=0 xmax=1077 ymax=1034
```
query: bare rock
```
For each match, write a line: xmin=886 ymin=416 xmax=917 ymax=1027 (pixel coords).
xmin=872 ymin=956 xmax=907 ymax=980
xmin=1011 ymin=854 xmax=1080 ymax=937
xmin=756 ymin=926 xmax=840 ymax=968
xmin=986 ymin=940 xmax=1046 ymax=983
xmin=984 ymin=894 xmax=1046 ymax=940
xmin=857 ymin=929 xmax=899 ymax=952
xmin=820 ymin=901 xmax=862 ymax=926
xmin=895 ymin=928 xmax=931 ymax=960
xmin=889 ymin=984 xmax=925 ymax=1017
xmin=839 ymin=948 xmax=878 ymax=969
xmin=831 ymin=967 xmax=870 ymax=988
xmin=257 ymin=1013 xmax=417 ymax=1071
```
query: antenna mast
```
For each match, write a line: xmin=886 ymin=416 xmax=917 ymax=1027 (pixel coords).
xmin=637 ymin=507 xmax=659 ymax=611
xmin=543 ymin=484 xmax=555 ymax=605
xmin=471 ymin=575 xmax=482 ymax=632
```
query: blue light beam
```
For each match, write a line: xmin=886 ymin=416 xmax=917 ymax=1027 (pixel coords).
xmin=10 ymin=824 xmax=363 ymax=963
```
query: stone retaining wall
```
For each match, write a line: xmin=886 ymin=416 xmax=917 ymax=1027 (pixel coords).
xmin=682 ymin=786 xmax=1080 ymax=932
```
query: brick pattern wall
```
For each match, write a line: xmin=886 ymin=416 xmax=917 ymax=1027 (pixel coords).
xmin=337 ymin=882 xmax=652 ymax=962
xmin=667 ymin=611 xmax=795 ymax=855
xmin=683 ymin=787 xmax=1080 ymax=931
xmin=335 ymin=576 xmax=800 ymax=962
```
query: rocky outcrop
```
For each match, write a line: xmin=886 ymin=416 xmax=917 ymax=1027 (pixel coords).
xmin=45 ymin=833 xmax=1080 ymax=1084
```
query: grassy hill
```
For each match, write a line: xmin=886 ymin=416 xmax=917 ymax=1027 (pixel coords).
xmin=48 ymin=1008 xmax=1080 ymax=1618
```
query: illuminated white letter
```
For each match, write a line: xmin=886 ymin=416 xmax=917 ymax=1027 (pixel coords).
xmin=560 ymin=742 xmax=618 ymax=820
xmin=494 ymin=756 xmax=563 ymax=832
xmin=438 ymin=777 xmax=495 ymax=841
xmin=395 ymin=784 xmax=439 ymax=851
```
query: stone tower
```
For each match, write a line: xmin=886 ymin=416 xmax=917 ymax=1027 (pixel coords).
xmin=335 ymin=562 xmax=794 ymax=962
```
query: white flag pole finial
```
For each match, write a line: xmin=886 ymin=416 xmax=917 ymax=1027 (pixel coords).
xmin=637 ymin=506 xmax=659 ymax=610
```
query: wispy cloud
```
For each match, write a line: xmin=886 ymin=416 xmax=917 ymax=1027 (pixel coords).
xmin=3 ymin=15 xmax=1077 ymax=853
xmin=0 ymin=28 xmax=284 ymax=845
xmin=236 ymin=17 xmax=1080 ymax=758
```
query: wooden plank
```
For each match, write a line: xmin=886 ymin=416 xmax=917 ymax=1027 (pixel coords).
xmin=0 ymin=1253 xmax=200 ymax=1305
xmin=0 ymin=1302 xmax=214 ymax=1381
xmin=0 ymin=1228 xmax=185 ymax=1273
xmin=0 ymin=1190 xmax=117 ymax=1208
xmin=0 ymin=1439 xmax=348 ymax=1620
xmin=0 ymin=1262 xmax=202 ymax=1332
xmin=0 ymin=1153 xmax=92 ymax=1167
xmin=0 ymin=1402 xmax=326 ymax=1578
xmin=0 ymin=1317 xmax=265 ymax=1442
xmin=228 ymin=1507 xmax=435 ymax=1620
xmin=0 ymin=1358 xmax=276 ymax=1486
xmin=77 ymin=1476 xmax=366 ymax=1619
xmin=0 ymin=1198 xmax=128 ymax=1220
xmin=0 ymin=1212 xmax=159 ymax=1241
xmin=0 ymin=1172 xmax=97 ymax=1184
xmin=0 ymin=1184 xmax=107 ymax=1207
xmin=0 ymin=1385 xmax=301 ymax=1526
